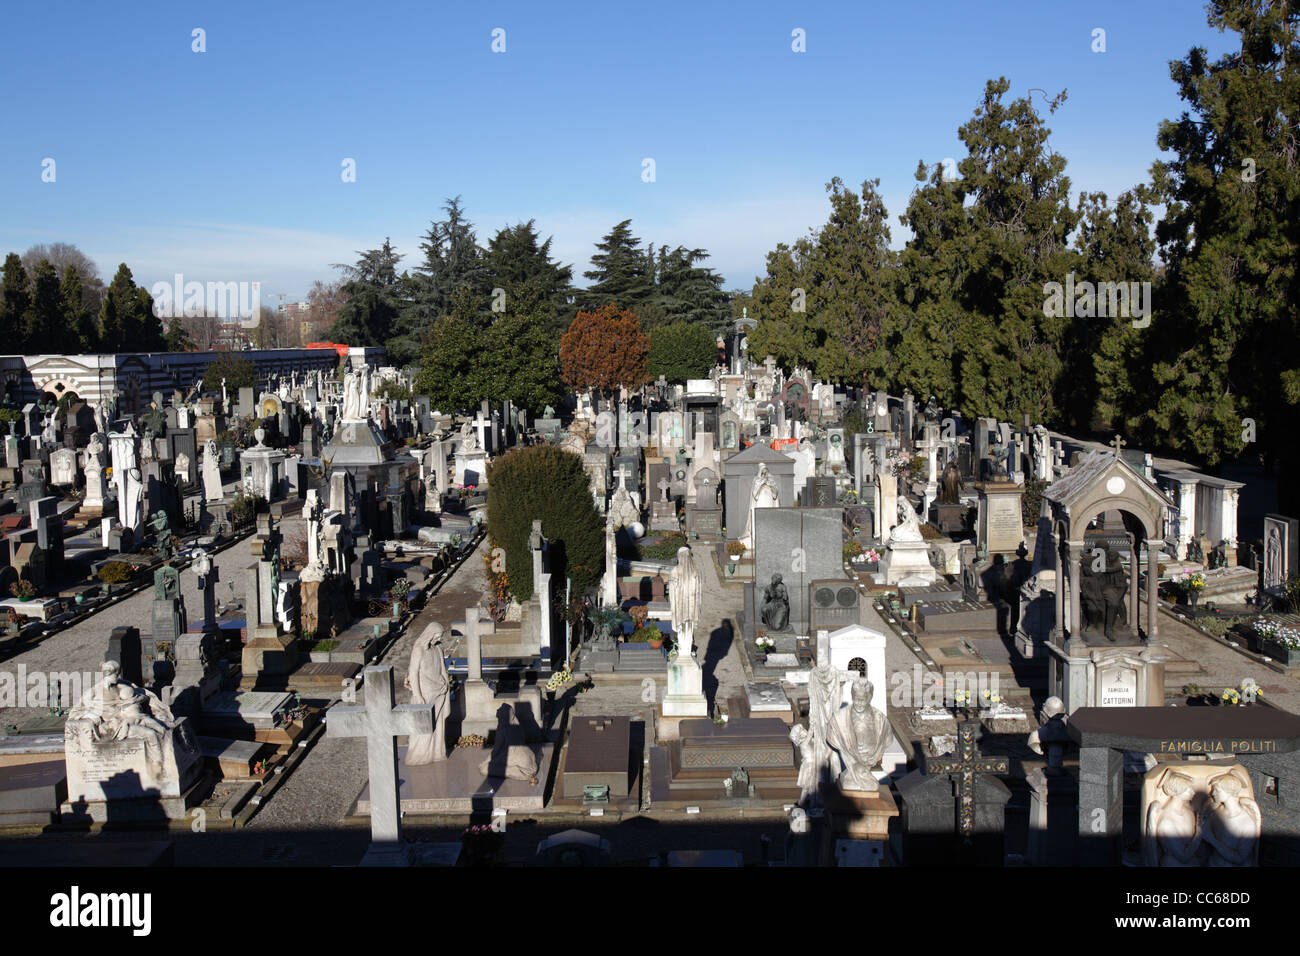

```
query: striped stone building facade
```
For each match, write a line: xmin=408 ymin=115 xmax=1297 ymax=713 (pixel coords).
xmin=0 ymin=348 xmax=364 ymax=416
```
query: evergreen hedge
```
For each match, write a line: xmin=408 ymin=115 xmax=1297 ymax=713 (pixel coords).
xmin=487 ymin=444 xmax=604 ymax=601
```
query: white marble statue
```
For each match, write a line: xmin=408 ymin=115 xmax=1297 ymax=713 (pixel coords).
xmin=740 ymin=461 xmax=781 ymax=549
xmin=668 ymin=545 xmax=704 ymax=658
xmin=1202 ymin=770 xmax=1261 ymax=866
xmin=1144 ymin=771 xmax=1204 ymax=866
xmin=201 ymin=438 xmax=223 ymax=502
xmin=459 ymin=419 xmax=481 ymax=454
xmin=404 ymin=622 xmax=451 ymax=765
xmin=892 ymin=497 xmax=924 ymax=543
xmin=805 ymin=639 xmax=843 ymax=805
xmin=829 ymin=678 xmax=888 ymax=792
xmin=341 ymin=370 xmax=364 ymax=422
xmin=607 ymin=470 xmax=640 ymax=529
xmin=299 ymin=490 xmax=327 ymax=583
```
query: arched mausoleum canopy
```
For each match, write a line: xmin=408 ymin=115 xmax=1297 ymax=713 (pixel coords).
xmin=1044 ymin=450 xmax=1175 ymax=641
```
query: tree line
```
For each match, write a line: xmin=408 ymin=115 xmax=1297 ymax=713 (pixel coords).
xmin=330 ymin=202 xmax=735 ymax=411
xmin=745 ymin=2 xmax=1297 ymax=508
xmin=0 ymin=245 xmax=170 ymax=354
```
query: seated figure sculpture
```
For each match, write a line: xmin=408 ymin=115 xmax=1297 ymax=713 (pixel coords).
xmin=1079 ymin=545 xmax=1129 ymax=641
xmin=760 ymin=573 xmax=790 ymax=632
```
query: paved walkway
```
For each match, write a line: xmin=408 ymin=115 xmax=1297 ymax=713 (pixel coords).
xmin=1152 ymin=611 xmax=1300 ymax=713
xmin=0 ymin=541 xmax=252 ymax=728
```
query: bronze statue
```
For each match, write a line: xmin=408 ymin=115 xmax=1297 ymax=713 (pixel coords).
xmin=939 ymin=459 xmax=961 ymax=504
xmin=1080 ymin=545 xmax=1128 ymax=641
xmin=760 ymin=573 xmax=790 ymax=632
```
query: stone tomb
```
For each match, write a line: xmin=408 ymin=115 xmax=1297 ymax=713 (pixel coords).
xmin=61 ymin=666 xmax=204 ymax=822
xmin=1066 ymin=706 xmax=1300 ymax=866
xmin=0 ymin=759 xmax=67 ymax=826
xmin=976 ymin=480 xmax=1025 ymax=555
xmin=753 ymin=507 xmax=843 ymax=633
xmin=826 ymin=624 xmax=907 ymax=778
xmin=651 ymin=717 xmax=800 ymax=806
xmin=723 ymin=442 xmax=796 ymax=541
xmin=1263 ymin=514 xmax=1299 ymax=596
xmin=895 ymin=719 xmax=1011 ymax=865
xmin=562 ymin=715 xmax=633 ymax=801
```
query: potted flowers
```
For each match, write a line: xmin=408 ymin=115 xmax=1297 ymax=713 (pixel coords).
xmin=629 ymin=625 xmax=664 ymax=649
xmin=755 ymin=632 xmax=774 ymax=662
xmin=1181 ymin=570 xmax=1206 ymax=608
xmin=726 ymin=541 xmax=746 ymax=562
xmin=10 ymin=579 xmax=36 ymax=602
xmin=1252 ymin=618 xmax=1300 ymax=666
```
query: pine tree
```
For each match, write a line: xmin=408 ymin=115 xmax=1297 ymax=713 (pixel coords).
xmin=893 ymin=81 xmax=1081 ymax=422
xmin=24 ymin=260 xmax=64 ymax=353
xmin=580 ymin=220 xmax=655 ymax=312
xmin=328 ymin=240 xmax=406 ymax=350
xmin=482 ymin=219 xmax=574 ymax=339
xmin=100 ymin=264 xmax=143 ymax=351
xmin=1063 ymin=188 xmax=1157 ymax=434
xmin=60 ymin=266 xmax=98 ymax=352
xmin=391 ymin=198 xmax=488 ymax=364
xmin=1148 ymin=0 xmax=1298 ymax=503
xmin=749 ymin=178 xmax=897 ymax=385
xmin=1 ymin=254 xmax=30 ymax=348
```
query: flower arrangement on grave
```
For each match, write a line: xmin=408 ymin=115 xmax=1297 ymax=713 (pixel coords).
xmin=980 ymin=689 xmax=1004 ymax=707
xmin=460 ymin=824 xmax=505 ymax=866
xmin=628 ymin=625 xmax=662 ymax=644
xmin=1182 ymin=571 xmax=1206 ymax=593
xmin=844 ymin=540 xmax=865 ymax=561
xmin=864 ymin=548 xmax=881 ymax=564
xmin=1221 ymin=688 xmax=1242 ymax=706
xmin=1252 ymin=617 xmax=1300 ymax=649
xmin=96 ymin=561 xmax=135 ymax=584
xmin=482 ymin=536 xmax=511 ymax=621
xmin=10 ymin=578 xmax=36 ymax=600
xmin=546 ymin=668 xmax=573 ymax=692
xmin=726 ymin=541 xmax=746 ymax=558
xmin=456 ymin=734 xmax=487 ymax=749
xmin=628 ymin=604 xmax=649 ymax=629
xmin=755 ymin=634 xmax=775 ymax=651
xmin=1239 ymin=678 xmax=1262 ymax=704
xmin=886 ymin=452 xmax=914 ymax=479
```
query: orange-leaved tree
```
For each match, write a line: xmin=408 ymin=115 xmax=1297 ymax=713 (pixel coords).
xmin=559 ymin=303 xmax=651 ymax=398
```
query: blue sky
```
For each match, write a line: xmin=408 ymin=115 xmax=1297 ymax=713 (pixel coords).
xmin=0 ymin=1 xmax=1234 ymax=303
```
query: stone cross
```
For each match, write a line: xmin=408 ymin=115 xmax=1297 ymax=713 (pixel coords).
xmin=471 ymin=411 xmax=491 ymax=452
xmin=464 ymin=606 xmax=483 ymax=682
xmin=925 ymin=718 xmax=1009 ymax=841
xmin=326 ymin=666 xmax=433 ymax=854
xmin=1110 ymin=434 xmax=1126 ymax=457
xmin=763 ymin=355 xmax=777 ymax=381
xmin=614 ymin=463 xmax=633 ymax=491
xmin=658 ymin=475 xmax=672 ymax=502
xmin=192 ymin=547 xmax=219 ymax=633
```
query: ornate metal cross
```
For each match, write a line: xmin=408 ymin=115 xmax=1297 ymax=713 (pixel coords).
xmin=926 ymin=719 xmax=1009 ymax=841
